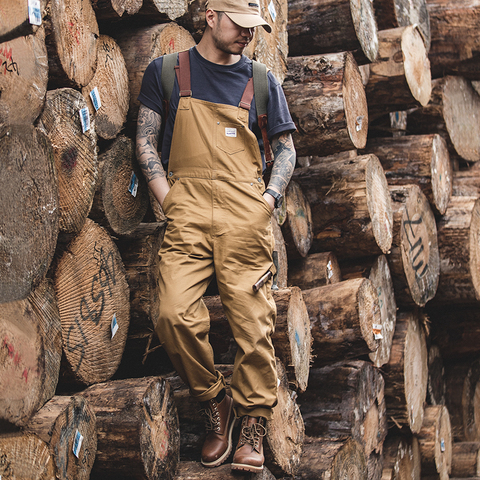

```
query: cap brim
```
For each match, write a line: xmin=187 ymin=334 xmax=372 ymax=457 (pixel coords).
xmin=225 ymin=12 xmax=272 ymax=33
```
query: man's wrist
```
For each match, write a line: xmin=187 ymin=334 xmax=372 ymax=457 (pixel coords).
xmin=264 ymin=188 xmax=283 ymax=209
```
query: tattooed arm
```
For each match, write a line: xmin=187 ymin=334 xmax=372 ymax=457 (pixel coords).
xmin=263 ymin=132 xmax=296 ymax=210
xmin=136 ymin=103 xmax=170 ymax=206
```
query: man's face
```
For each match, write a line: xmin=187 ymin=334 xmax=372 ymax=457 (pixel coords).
xmin=211 ymin=12 xmax=254 ymax=56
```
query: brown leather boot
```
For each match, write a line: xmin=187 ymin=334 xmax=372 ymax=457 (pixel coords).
xmin=200 ymin=394 xmax=235 ymax=467
xmin=231 ymin=416 xmax=266 ymax=473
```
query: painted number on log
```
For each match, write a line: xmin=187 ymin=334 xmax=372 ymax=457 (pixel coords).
xmin=0 ymin=45 xmax=19 ymax=75
xmin=402 ymin=210 xmax=429 ymax=278
xmin=65 ymin=242 xmax=117 ymax=373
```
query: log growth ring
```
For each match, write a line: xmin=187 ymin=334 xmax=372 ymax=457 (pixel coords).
xmin=349 ymin=0 xmax=379 ymax=62
xmin=468 ymin=198 xmax=480 ymax=301
xmin=430 ymin=134 xmax=452 ymax=216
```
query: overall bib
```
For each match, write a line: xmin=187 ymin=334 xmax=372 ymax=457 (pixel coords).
xmin=157 ymin=57 xmax=278 ymax=420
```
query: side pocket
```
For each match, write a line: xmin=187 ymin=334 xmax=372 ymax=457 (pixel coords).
xmin=161 ymin=179 xmax=179 ymax=214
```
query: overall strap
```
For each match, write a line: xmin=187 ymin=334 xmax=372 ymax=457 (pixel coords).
xmin=160 ymin=52 xmax=179 ymax=144
xmin=175 ymin=50 xmax=192 ymax=97
xmin=252 ymin=60 xmax=273 ymax=168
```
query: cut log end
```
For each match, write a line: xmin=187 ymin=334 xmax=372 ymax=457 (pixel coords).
xmin=431 ymin=134 xmax=452 ymax=215
xmin=344 ymin=51 xmax=369 ymax=148
xmin=402 ymin=25 xmax=432 ymax=107
xmin=404 ymin=313 xmax=429 ymax=433
xmin=350 ymin=0 xmax=379 ymax=62
xmin=366 ymin=154 xmax=394 ymax=255
xmin=54 ymin=219 xmax=130 ymax=385
xmin=358 ymin=278 xmax=382 ymax=353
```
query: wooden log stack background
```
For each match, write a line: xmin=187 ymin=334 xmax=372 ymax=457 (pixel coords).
xmin=2 ymin=0 xmax=480 ymax=478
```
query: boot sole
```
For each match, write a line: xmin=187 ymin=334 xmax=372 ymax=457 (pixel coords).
xmin=231 ymin=462 xmax=264 ymax=473
xmin=201 ymin=415 xmax=236 ymax=468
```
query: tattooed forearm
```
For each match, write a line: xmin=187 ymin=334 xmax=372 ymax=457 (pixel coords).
xmin=136 ymin=104 xmax=165 ymax=183
xmin=268 ymin=132 xmax=296 ymax=195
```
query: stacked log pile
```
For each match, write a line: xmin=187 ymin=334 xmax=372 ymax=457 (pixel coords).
xmin=2 ymin=0 xmax=480 ymax=478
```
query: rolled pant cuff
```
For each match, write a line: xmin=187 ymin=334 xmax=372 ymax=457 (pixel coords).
xmin=234 ymin=405 xmax=273 ymax=421
xmin=191 ymin=374 xmax=226 ymax=403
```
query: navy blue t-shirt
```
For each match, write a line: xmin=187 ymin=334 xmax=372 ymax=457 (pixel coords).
xmin=138 ymin=46 xmax=296 ymax=169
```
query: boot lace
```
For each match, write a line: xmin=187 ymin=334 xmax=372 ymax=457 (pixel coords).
xmin=238 ymin=418 xmax=266 ymax=451
xmin=200 ymin=401 xmax=221 ymax=433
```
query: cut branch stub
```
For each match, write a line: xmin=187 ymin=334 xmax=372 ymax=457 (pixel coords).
xmin=54 ymin=219 xmax=130 ymax=386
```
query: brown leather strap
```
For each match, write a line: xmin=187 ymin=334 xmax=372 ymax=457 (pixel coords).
xmin=175 ymin=50 xmax=192 ymax=97
xmin=239 ymin=77 xmax=254 ymax=110
xmin=258 ymin=113 xmax=273 ymax=168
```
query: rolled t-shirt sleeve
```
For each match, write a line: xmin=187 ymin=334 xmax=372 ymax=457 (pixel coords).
xmin=266 ymin=72 xmax=296 ymax=140
xmin=137 ymin=57 xmax=164 ymax=116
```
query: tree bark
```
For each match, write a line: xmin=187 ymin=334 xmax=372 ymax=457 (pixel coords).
xmin=388 ymin=184 xmax=440 ymax=307
xmin=287 ymin=0 xmax=378 ymax=63
xmin=381 ymin=435 xmax=421 ymax=480
xmin=288 ymin=251 xmax=342 ymax=290
xmin=206 ymin=287 xmax=312 ymax=393
xmin=281 ymin=180 xmax=313 ymax=259
xmin=407 ymin=76 xmax=480 ymax=163
xmin=302 ymin=278 xmax=382 ymax=366
xmin=0 ymin=124 xmax=59 ymax=303
xmin=340 ymin=255 xmax=397 ymax=368
xmin=0 ymin=0 xmax=46 ymax=43
xmin=417 ymin=405 xmax=452 ymax=480
xmin=373 ymin=0 xmax=430 ymax=50
xmin=430 ymin=196 xmax=480 ymax=304
xmin=53 ymin=219 xmax=130 ymax=386
xmin=298 ymin=360 xmax=387 ymax=457
xmin=383 ymin=311 xmax=428 ymax=434
xmin=291 ymin=436 xmax=368 ymax=480
xmin=0 ymin=432 xmax=56 ymax=479
xmin=81 ymin=35 xmax=130 ymax=140
xmin=444 ymin=359 xmax=480 ymax=442
xmin=90 ymin=135 xmax=149 ymax=236
xmin=453 ymin=163 xmax=480 ymax=197
xmin=91 ymin=0 xmax=143 ymax=21
xmin=361 ymin=134 xmax=452 ymax=215
xmin=25 ymin=395 xmax=97 ymax=480
xmin=136 ymin=0 xmax=189 ymax=22
xmin=82 ymin=376 xmax=180 ymax=480
xmin=115 ymin=22 xmax=196 ymax=127
xmin=0 ymin=280 xmax=62 ymax=427
xmin=44 ymin=0 xmax=99 ymax=88
xmin=366 ymin=26 xmax=432 ymax=120
xmin=427 ymin=0 xmax=480 ymax=79
xmin=293 ymin=153 xmax=393 ymax=259
xmin=272 ymin=218 xmax=288 ymax=289
xmin=450 ymin=442 xmax=480 ymax=478
xmin=38 ymin=88 xmax=98 ymax=234
xmin=0 ymin=26 xmax=48 ymax=125
xmin=284 ymin=52 xmax=368 ymax=157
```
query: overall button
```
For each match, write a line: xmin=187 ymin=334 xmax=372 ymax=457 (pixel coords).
xmin=257 ymin=177 xmax=262 ymax=182
xmin=169 ymin=172 xmax=173 ymax=177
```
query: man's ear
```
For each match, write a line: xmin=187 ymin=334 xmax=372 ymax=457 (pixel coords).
xmin=205 ymin=8 xmax=217 ymax=29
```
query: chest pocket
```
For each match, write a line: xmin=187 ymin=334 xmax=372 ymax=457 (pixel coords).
xmin=216 ymin=122 xmax=246 ymax=156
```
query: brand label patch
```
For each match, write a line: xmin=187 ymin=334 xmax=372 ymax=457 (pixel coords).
xmin=225 ymin=128 xmax=237 ymax=138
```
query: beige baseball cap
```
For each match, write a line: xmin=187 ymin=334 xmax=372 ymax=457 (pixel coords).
xmin=206 ymin=0 xmax=272 ymax=33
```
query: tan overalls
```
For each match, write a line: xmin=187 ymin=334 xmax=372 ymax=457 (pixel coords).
xmin=157 ymin=52 xmax=278 ymax=420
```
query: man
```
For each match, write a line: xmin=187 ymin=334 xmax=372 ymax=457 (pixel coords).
xmin=136 ymin=0 xmax=296 ymax=473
